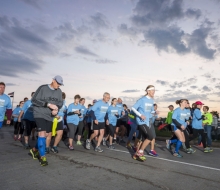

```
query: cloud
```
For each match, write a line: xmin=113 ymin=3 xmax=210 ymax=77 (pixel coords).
xmin=202 ymin=86 xmax=212 ymax=91
xmin=89 ymin=12 xmax=110 ymax=29
xmin=0 ymin=51 xmax=42 ymax=77
xmin=5 ymin=83 xmax=18 ymax=86
xmin=216 ymin=86 xmax=220 ymax=89
xmin=202 ymin=73 xmax=212 ymax=78
xmin=75 ymin=46 xmax=98 ymax=57
xmin=117 ymin=24 xmax=138 ymax=37
xmin=19 ymin=0 xmax=41 ymax=9
xmin=95 ymin=59 xmax=117 ymax=64
xmin=190 ymin=86 xmax=198 ymax=89
xmin=122 ymin=89 xmax=140 ymax=93
xmin=156 ymin=80 xmax=169 ymax=85
xmin=169 ymin=77 xmax=197 ymax=88
xmin=185 ymin=8 xmax=202 ymax=19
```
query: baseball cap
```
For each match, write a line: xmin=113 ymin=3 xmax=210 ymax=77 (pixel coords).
xmin=195 ymin=101 xmax=204 ymax=105
xmin=53 ymin=75 xmax=64 ymax=86
xmin=93 ymin=99 xmax=97 ymax=103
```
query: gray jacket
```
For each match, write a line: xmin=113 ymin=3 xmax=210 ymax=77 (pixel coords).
xmin=31 ymin=84 xmax=63 ymax=121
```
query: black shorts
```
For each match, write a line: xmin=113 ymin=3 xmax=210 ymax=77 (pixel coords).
xmin=93 ymin=122 xmax=105 ymax=130
xmin=23 ymin=119 xmax=36 ymax=136
xmin=116 ymin=119 xmax=121 ymax=127
xmin=56 ymin=121 xmax=63 ymax=131
xmin=121 ymin=121 xmax=127 ymax=126
xmin=35 ymin=118 xmax=53 ymax=133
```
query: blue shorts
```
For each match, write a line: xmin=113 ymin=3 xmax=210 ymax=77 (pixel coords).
xmin=171 ymin=124 xmax=178 ymax=132
xmin=0 ymin=121 xmax=3 ymax=129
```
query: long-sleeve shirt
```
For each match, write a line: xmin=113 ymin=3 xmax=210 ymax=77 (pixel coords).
xmin=31 ymin=84 xmax=63 ymax=121
xmin=203 ymin=112 xmax=213 ymax=125
xmin=192 ymin=108 xmax=203 ymax=129
xmin=165 ymin=111 xmax=173 ymax=124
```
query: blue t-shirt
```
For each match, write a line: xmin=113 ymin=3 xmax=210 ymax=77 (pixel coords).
xmin=171 ymin=107 xmax=188 ymax=128
xmin=12 ymin=107 xmax=22 ymax=122
xmin=67 ymin=103 xmax=81 ymax=125
xmin=132 ymin=96 xmax=154 ymax=126
xmin=0 ymin=94 xmax=12 ymax=121
xmin=92 ymin=100 xmax=109 ymax=122
xmin=116 ymin=103 xmax=123 ymax=119
xmin=107 ymin=105 xmax=120 ymax=126
xmin=192 ymin=108 xmax=203 ymax=129
xmin=22 ymin=100 xmax=35 ymax=121
xmin=58 ymin=100 xmax=67 ymax=117
xmin=186 ymin=108 xmax=191 ymax=120
xmin=79 ymin=104 xmax=88 ymax=122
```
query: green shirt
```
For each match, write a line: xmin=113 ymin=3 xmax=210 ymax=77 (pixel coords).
xmin=203 ymin=112 xmax=213 ymax=125
xmin=165 ymin=111 xmax=173 ymax=124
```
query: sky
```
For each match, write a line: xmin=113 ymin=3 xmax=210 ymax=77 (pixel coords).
xmin=1 ymin=0 xmax=220 ymax=116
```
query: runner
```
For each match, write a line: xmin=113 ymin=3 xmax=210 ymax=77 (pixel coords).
xmin=202 ymin=106 xmax=213 ymax=148
xmin=131 ymin=85 xmax=155 ymax=161
xmin=87 ymin=100 xmax=97 ymax=140
xmin=51 ymin=92 xmax=67 ymax=153
xmin=18 ymin=92 xmax=36 ymax=149
xmin=86 ymin=92 xmax=110 ymax=152
xmin=105 ymin=98 xmax=121 ymax=149
xmin=67 ymin=94 xmax=81 ymax=150
xmin=165 ymin=105 xmax=174 ymax=131
xmin=77 ymin=98 xmax=87 ymax=145
xmin=29 ymin=76 xmax=63 ymax=166
xmin=12 ymin=101 xmax=24 ymax=141
xmin=0 ymin=82 xmax=12 ymax=129
xmin=115 ymin=98 xmax=124 ymax=144
xmin=166 ymin=99 xmax=188 ymax=157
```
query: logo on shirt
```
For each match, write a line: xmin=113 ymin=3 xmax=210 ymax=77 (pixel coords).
xmin=0 ymin=99 xmax=5 ymax=107
xmin=111 ymin=110 xmax=118 ymax=116
xmin=145 ymin=103 xmax=152 ymax=112
xmin=180 ymin=113 xmax=187 ymax=121
xmin=101 ymin=106 xmax=108 ymax=113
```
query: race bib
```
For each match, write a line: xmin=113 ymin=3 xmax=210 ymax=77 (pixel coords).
xmin=100 ymin=106 xmax=108 ymax=113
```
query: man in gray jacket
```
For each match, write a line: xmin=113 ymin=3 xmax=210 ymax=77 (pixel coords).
xmin=30 ymin=76 xmax=63 ymax=166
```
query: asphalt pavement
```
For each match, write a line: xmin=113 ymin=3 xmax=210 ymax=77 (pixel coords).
xmin=0 ymin=126 xmax=220 ymax=190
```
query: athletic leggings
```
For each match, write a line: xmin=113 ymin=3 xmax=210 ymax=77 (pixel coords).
xmin=77 ymin=121 xmax=84 ymax=136
xmin=137 ymin=124 xmax=154 ymax=141
xmin=189 ymin=129 xmax=206 ymax=148
xmin=14 ymin=122 xmax=23 ymax=135
xmin=87 ymin=123 xmax=93 ymax=139
xmin=67 ymin=123 xmax=78 ymax=139
xmin=108 ymin=124 xmax=116 ymax=137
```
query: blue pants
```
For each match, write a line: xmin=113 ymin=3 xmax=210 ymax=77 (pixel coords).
xmin=204 ymin=125 xmax=212 ymax=147
xmin=0 ymin=121 xmax=3 ymax=129
xmin=128 ymin=122 xmax=139 ymax=141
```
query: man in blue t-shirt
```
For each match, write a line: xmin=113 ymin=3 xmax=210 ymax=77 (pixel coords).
xmin=86 ymin=92 xmax=110 ymax=152
xmin=0 ymin=82 xmax=12 ymax=129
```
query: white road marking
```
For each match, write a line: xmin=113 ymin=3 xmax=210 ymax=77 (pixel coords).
xmin=109 ymin=148 xmax=220 ymax=172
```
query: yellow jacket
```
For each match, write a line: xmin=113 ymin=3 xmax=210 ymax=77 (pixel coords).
xmin=203 ymin=112 xmax=213 ymax=125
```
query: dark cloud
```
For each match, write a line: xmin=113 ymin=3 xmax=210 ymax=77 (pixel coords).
xmin=216 ymin=86 xmax=220 ymax=89
xmin=95 ymin=59 xmax=117 ymax=64
xmin=185 ymin=9 xmax=202 ymax=19
xmin=190 ymin=86 xmax=198 ymax=89
xmin=156 ymin=80 xmax=169 ymax=85
xmin=5 ymin=83 xmax=18 ymax=86
xmin=75 ymin=46 xmax=98 ymax=57
xmin=202 ymin=86 xmax=211 ymax=91
xmin=0 ymin=51 xmax=42 ymax=77
xmin=202 ymin=73 xmax=212 ymax=78
xmin=117 ymin=24 xmax=138 ymax=37
xmin=122 ymin=89 xmax=140 ymax=93
xmin=169 ymin=77 xmax=197 ymax=88
xmin=19 ymin=0 xmax=41 ymax=9
xmin=89 ymin=12 xmax=109 ymax=29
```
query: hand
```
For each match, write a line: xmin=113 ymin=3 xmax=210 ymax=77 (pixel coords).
xmin=106 ymin=120 xmax=109 ymax=125
xmin=48 ymin=104 xmax=58 ymax=110
xmin=140 ymin=115 xmax=146 ymax=120
xmin=6 ymin=120 xmax=11 ymax=125
xmin=181 ymin=125 xmax=185 ymax=130
xmin=94 ymin=120 xmax=98 ymax=125
xmin=52 ymin=110 xmax=58 ymax=116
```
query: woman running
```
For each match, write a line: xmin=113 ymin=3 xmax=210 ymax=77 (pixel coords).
xmin=131 ymin=85 xmax=155 ymax=161
xmin=67 ymin=94 xmax=81 ymax=150
xmin=166 ymin=99 xmax=188 ymax=157
xmin=12 ymin=101 xmax=24 ymax=141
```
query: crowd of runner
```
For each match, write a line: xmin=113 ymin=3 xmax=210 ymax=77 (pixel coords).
xmin=0 ymin=76 xmax=219 ymax=166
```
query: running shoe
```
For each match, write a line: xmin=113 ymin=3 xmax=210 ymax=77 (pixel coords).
xmin=51 ymin=146 xmax=58 ymax=153
xmin=45 ymin=147 xmax=50 ymax=154
xmin=204 ymin=147 xmax=213 ymax=153
xmin=173 ymin=152 xmax=183 ymax=158
xmin=95 ymin=146 xmax=103 ymax=153
xmin=112 ymin=139 xmax=116 ymax=144
xmin=135 ymin=151 xmax=146 ymax=161
xmin=119 ymin=139 xmax=126 ymax=144
xmin=17 ymin=137 xmax=22 ymax=142
xmin=86 ymin=139 xmax=91 ymax=150
xmin=166 ymin=140 xmax=171 ymax=150
xmin=126 ymin=143 xmax=132 ymax=149
xmin=76 ymin=141 xmax=82 ymax=145
xmin=14 ymin=136 xmax=17 ymax=141
xmin=102 ymin=138 xmax=107 ymax=146
xmin=182 ymin=143 xmax=187 ymax=151
xmin=186 ymin=148 xmax=196 ymax=154
xmin=108 ymin=145 xmax=115 ymax=150
xmin=208 ymin=147 xmax=213 ymax=152
xmin=149 ymin=150 xmax=158 ymax=157
xmin=30 ymin=149 xmax=39 ymax=160
xmin=24 ymin=144 xmax=29 ymax=149
xmin=69 ymin=146 xmax=74 ymax=150
xmin=40 ymin=156 xmax=48 ymax=166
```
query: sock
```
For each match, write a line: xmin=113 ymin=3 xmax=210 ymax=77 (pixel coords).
xmin=170 ymin=139 xmax=178 ymax=144
xmin=139 ymin=150 xmax=143 ymax=153
xmin=175 ymin=140 xmax=182 ymax=153
xmin=38 ymin=137 xmax=46 ymax=157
